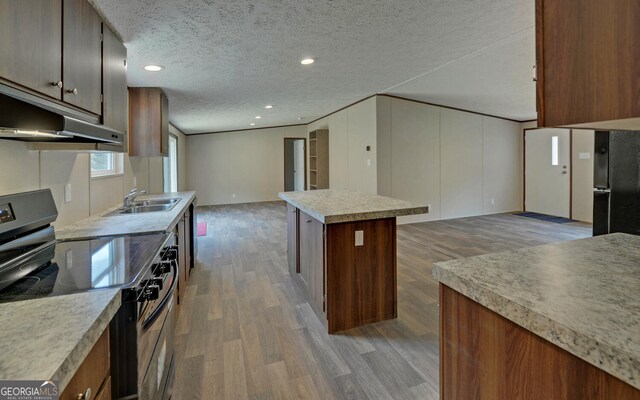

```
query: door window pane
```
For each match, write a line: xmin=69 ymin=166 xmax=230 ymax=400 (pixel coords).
xmin=551 ymin=136 xmax=559 ymax=166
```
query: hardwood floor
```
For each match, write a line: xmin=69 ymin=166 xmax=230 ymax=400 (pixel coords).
xmin=173 ymin=202 xmax=592 ymax=399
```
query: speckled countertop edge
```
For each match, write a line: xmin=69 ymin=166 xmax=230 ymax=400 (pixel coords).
xmin=432 ymin=234 xmax=640 ymax=390
xmin=0 ymin=289 xmax=121 ymax=391
xmin=278 ymin=190 xmax=428 ymax=224
xmin=56 ymin=191 xmax=197 ymax=239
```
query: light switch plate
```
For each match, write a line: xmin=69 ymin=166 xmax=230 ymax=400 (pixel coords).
xmin=579 ymin=152 xmax=591 ymax=160
xmin=64 ymin=183 xmax=72 ymax=203
xmin=355 ymin=230 xmax=364 ymax=246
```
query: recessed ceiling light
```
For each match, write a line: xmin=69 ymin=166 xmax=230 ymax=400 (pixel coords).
xmin=250 ymin=123 xmax=256 ymax=126
xmin=144 ymin=65 xmax=164 ymax=72
xmin=300 ymin=58 xmax=315 ymax=65
xmin=265 ymin=105 xmax=273 ymax=109
xmin=255 ymin=116 xmax=262 ymax=119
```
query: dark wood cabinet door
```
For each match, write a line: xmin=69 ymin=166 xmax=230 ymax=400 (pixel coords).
xmin=177 ymin=216 xmax=187 ymax=305
xmin=536 ymin=0 xmax=640 ymax=128
xmin=286 ymin=204 xmax=299 ymax=275
xmin=102 ymin=23 xmax=128 ymax=135
xmin=129 ymin=87 xmax=169 ymax=157
xmin=161 ymin=92 xmax=169 ymax=155
xmin=63 ymin=0 xmax=102 ymax=114
xmin=298 ymin=211 xmax=325 ymax=314
xmin=60 ymin=328 xmax=109 ymax=400
xmin=0 ymin=0 xmax=62 ymax=98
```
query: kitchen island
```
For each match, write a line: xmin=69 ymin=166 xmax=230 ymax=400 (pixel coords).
xmin=433 ymin=233 xmax=640 ymax=399
xmin=279 ymin=189 xmax=427 ymax=333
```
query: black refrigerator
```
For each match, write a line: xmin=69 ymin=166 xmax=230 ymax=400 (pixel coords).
xmin=593 ymin=130 xmax=640 ymax=236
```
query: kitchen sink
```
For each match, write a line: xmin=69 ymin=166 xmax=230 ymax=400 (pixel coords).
xmin=132 ymin=198 xmax=180 ymax=207
xmin=105 ymin=198 xmax=180 ymax=216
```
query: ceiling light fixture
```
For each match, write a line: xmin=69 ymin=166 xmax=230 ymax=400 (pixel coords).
xmin=144 ymin=65 xmax=164 ymax=72
xmin=300 ymin=58 xmax=315 ymax=65
xmin=265 ymin=105 xmax=273 ymax=109
xmin=255 ymin=116 xmax=262 ymax=119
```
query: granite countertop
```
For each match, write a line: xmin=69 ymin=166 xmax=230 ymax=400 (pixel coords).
xmin=278 ymin=189 xmax=428 ymax=224
xmin=432 ymin=233 xmax=640 ymax=390
xmin=57 ymin=191 xmax=197 ymax=240
xmin=0 ymin=289 xmax=121 ymax=391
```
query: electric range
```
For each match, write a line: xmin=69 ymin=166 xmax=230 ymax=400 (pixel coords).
xmin=0 ymin=189 xmax=178 ymax=400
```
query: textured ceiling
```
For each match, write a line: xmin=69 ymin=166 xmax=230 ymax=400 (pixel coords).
xmin=90 ymin=0 xmax=535 ymax=134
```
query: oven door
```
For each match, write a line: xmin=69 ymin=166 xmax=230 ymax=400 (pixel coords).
xmin=139 ymin=291 xmax=176 ymax=400
xmin=138 ymin=258 xmax=177 ymax=400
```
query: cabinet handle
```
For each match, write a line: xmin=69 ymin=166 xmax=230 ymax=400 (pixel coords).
xmin=306 ymin=220 xmax=311 ymax=223
xmin=51 ymin=81 xmax=63 ymax=88
xmin=76 ymin=387 xmax=91 ymax=400
xmin=67 ymin=88 xmax=78 ymax=95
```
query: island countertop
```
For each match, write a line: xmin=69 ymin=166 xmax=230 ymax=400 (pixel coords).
xmin=433 ymin=232 xmax=640 ymax=390
xmin=56 ymin=191 xmax=197 ymax=240
xmin=0 ymin=289 xmax=121 ymax=391
xmin=278 ymin=189 xmax=428 ymax=224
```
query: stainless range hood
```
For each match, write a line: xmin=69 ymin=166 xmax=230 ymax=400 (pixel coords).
xmin=0 ymin=89 xmax=125 ymax=152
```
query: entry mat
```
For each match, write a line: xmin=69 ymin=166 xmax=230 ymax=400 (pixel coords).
xmin=514 ymin=212 xmax=574 ymax=224
xmin=197 ymin=222 xmax=207 ymax=236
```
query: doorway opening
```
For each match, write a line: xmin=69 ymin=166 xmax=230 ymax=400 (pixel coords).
xmin=284 ymin=138 xmax=307 ymax=192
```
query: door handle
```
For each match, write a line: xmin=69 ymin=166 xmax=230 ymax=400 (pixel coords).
xmin=562 ymin=171 xmax=567 ymax=175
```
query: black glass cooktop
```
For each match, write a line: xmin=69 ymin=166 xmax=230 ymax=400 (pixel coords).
xmin=0 ymin=233 xmax=168 ymax=303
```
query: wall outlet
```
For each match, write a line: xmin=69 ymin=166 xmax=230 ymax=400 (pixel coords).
xmin=133 ymin=177 xmax=137 ymax=187
xmin=367 ymin=159 xmax=372 ymax=167
xmin=232 ymin=193 xmax=236 ymax=199
xmin=64 ymin=183 xmax=72 ymax=203
xmin=491 ymin=198 xmax=495 ymax=205
xmin=427 ymin=204 xmax=431 ymax=213
xmin=355 ymin=230 xmax=364 ymax=246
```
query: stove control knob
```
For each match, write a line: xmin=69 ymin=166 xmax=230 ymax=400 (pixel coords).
xmin=142 ymin=277 xmax=163 ymax=291
xmin=140 ymin=285 xmax=159 ymax=301
xmin=153 ymin=261 xmax=171 ymax=276
xmin=162 ymin=246 xmax=178 ymax=261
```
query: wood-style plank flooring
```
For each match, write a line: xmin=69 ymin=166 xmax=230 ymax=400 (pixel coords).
xmin=174 ymin=202 xmax=591 ymax=399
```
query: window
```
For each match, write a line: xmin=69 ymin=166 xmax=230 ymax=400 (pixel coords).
xmin=163 ymin=135 xmax=178 ymax=192
xmin=551 ymin=136 xmax=559 ymax=166
xmin=91 ymin=152 xmax=123 ymax=177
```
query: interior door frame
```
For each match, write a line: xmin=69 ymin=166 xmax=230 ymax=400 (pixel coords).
xmin=283 ymin=138 xmax=307 ymax=191
xmin=523 ymin=127 xmax=573 ymax=219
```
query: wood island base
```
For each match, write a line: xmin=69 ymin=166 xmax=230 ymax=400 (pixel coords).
xmin=439 ymin=284 xmax=640 ymax=400
xmin=287 ymin=203 xmax=397 ymax=333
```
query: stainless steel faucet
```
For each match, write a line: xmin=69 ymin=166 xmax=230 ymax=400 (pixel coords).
xmin=123 ymin=187 xmax=146 ymax=208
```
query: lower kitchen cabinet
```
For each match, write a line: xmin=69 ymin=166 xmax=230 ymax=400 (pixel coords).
xmin=298 ymin=210 xmax=325 ymax=316
xmin=286 ymin=203 xmax=299 ymax=275
xmin=61 ymin=327 xmax=110 ymax=400
xmin=286 ymin=206 xmax=397 ymax=333
xmin=175 ymin=210 xmax=193 ymax=306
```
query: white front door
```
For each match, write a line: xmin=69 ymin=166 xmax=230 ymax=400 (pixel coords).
xmin=293 ymin=140 xmax=305 ymax=191
xmin=525 ymin=128 xmax=571 ymax=218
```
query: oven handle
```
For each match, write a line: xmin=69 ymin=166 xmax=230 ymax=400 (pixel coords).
xmin=141 ymin=259 xmax=178 ymax=332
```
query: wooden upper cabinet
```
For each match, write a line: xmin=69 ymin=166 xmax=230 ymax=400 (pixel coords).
xmin=102 ymin=24 xmax=128 ymax=135
xmin=0 ymin=0 xmax=62 ymax=98
xmin=63 ymin=0 xmax=102 ymax=115
xmin=536 ymin=0 xmax=640 ymax=130
xmin=129 ymin=87 xmax=169 ymax=157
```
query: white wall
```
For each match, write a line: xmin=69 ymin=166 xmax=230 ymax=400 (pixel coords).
xmin=0 ymin=139 xmax=163 ymax=228
xmin=571 ymin=130 xmax=594 ymax=222
xmin=186 ymin=125 xmax=308 ymax=205
xmin=307 ymin=97 xmax=378 ymax=194
xmin=376 ymin=96 xmax=523 ymax=224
